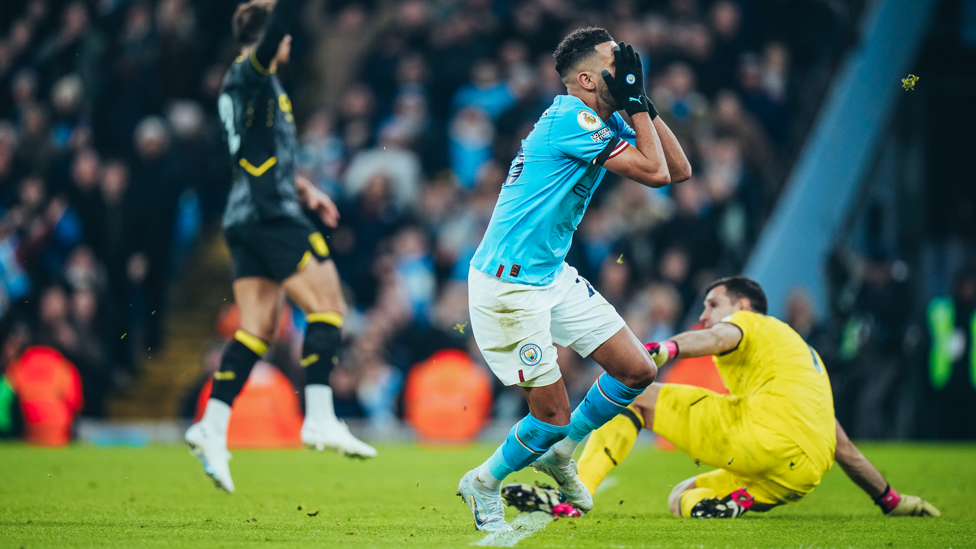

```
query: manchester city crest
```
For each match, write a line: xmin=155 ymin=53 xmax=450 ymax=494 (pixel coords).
xmin=519 ymin=343 xmax=542 ymax=366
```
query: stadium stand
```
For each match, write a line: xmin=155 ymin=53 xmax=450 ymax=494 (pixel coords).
xmin=0 ymin=0 xmax=971 ymax=441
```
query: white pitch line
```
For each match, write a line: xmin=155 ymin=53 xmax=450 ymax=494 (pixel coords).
xmin=473 ymin=511 xmax=554 ymax=547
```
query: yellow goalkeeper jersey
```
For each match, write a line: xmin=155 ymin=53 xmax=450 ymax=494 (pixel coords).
xmin=713 ymin=310 xmax=836 ymax=473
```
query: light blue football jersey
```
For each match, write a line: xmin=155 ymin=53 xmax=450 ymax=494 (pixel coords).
xmin=470 ymin=95 xmax=637 ymax=286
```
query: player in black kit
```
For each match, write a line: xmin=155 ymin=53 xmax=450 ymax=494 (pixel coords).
xmin=185 ymin=0 xmax=375 ymax=494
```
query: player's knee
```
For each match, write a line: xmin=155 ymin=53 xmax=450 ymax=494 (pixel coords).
xmin=240 ymin=319 xmax=278 ymax=344
xmin=632 ymin=383 xmax=662 ymax=431
xmin=631 ymin=360 xmax=657 ymax=389
xmin=308 ymin=287 xmax=346 ymax=317
xmin=630 ymin=400 xmax=653 ymax=429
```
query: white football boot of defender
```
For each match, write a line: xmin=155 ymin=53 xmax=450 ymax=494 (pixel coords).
xmin=301 ymin=418 xmax=377 ymax=458
xmin=301 ymin=385 xmax=376 ymax=458
xmin=531 ymin=447 xmax=593 ymax=513
xmin=457 ymin=468 xmax=513 ymax=533
xmin=185 ymin=422 xmax=235 ymax=493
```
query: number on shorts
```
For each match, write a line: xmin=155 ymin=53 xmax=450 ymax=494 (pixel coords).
xmin=808 ymin=345 xmax=824 ymax=375
xmin=218 ymin=93 xmax=241 ymax=154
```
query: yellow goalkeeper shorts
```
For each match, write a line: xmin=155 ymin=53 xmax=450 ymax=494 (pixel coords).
xmin=653 ymin=383 xmax=828 ymax=508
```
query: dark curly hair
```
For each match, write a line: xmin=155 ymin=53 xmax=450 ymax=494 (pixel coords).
xmin=705 ymin=276 xmax=768 ymax=314
xmin=553 ymin=27 xmax=614 ymax=78
xmin=233 ymin=0 xmax=275 ymax=47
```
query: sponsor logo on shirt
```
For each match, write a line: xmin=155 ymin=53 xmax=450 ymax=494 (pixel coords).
xmin=590 ymin=126 xmax=612 ymax=142
xmin=577 ymin=110 xmax=602 ymax=131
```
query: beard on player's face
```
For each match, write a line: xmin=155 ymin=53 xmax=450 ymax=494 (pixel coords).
xmin=597 ymin=79 xmax=620 ymax=112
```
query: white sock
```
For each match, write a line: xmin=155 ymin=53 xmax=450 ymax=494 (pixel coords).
xmin=552 ymin=436 xmax=581 ymax=460
xmin=305 ymin=384 xmax=338 ymax=423
xmin=202 ymin=399 xmax=231 ymax=435
xmin=477 ymin=464 xmax=503 ymax=491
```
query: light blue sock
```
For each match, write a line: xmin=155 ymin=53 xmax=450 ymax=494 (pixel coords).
xmin=479 ymin=414 xmax=570 ymax=488
xmin=568 ymin=372 xmax=644 ymax=442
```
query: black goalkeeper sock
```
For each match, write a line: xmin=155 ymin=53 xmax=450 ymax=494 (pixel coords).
xmin=302 ymin=313 xmax=343 ymax=386
xmin=210 ymin=330 xmax=267 ymax=405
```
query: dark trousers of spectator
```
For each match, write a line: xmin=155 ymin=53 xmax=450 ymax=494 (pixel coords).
xmin=851 ymin=347 xmax=901 ymax=439
xmin=929 ymin=380 xmax=976 ymax=440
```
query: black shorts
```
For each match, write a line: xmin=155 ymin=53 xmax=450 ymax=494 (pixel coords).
xmin=224 ymin=216 xmax=331 ymax=282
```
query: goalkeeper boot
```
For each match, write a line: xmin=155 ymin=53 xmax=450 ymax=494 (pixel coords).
xmin=301 ymin=418 xmax=377 ymax=458
xmin=502 ymin=482 xmax=581 ymax=517
xmin=457 ymin=468 xmax=513 ymax=533
xmin=688 ymin=488 xmax=754 ymax=518
xmin=531 ymin=447 xmax=593 ymax=513
xmin=185 ymin=422 xmax=235 ymax=493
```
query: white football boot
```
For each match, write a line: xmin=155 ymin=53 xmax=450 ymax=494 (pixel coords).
xmin=457 ymin=468 xmax=513 ymax=533
xmin=185 ymin=422 xmax=235 ymax=493
xmin=301 ymin=418 xmax=377 ymax=458
xmin=531 ymin=447 xmax=593 ymax=513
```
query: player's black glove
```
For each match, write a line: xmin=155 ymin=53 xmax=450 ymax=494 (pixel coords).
xmin=643 ymin=95 xmax=660 ymax=120
xmin=601 ymin=42 xmax=649 ymax=117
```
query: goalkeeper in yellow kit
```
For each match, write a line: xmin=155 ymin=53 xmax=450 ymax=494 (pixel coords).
xmin=570 ymin=276 xmax=939 ymax=518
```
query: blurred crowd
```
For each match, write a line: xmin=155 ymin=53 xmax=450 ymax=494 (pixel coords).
xmin=6 ymin=0 xmax=921 ymax=434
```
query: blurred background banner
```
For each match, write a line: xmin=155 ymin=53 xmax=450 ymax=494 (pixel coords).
xmin=0 ymin=0 xmax=973 ymax=445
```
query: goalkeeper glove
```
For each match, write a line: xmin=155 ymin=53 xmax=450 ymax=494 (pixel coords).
xmin=601 ymin=42 xmax=648 ymax=117
xmin=645 ymin=341 xmax=678 ymax=366
xmin=875 ymin=485 xmax=940 ymax=517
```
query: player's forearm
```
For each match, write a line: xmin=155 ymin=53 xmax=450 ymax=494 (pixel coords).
xmin=835 ymin=421 xmax=887 ymax=498
xmin=254 ymin=0 xmax=301 ymax=69
xmin=837 ymin=452 xmax=887 ymax=499
xmin=630 ymin=113 xmax=670 ymax=187
xmin=653 ymin=117 xmax=691 ymax=183
xmin=837 ymin=422 xmax=940 ymax=516
xmin=669 ymin=329 xmax=729 ymax=358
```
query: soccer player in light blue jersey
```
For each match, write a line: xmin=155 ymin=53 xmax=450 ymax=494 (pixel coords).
xmin=457 ymin=27 xmax=692 ymax=532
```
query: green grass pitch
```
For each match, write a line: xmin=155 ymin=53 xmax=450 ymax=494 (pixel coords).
xmin=1 ymin=441 xmax=973 ymax=548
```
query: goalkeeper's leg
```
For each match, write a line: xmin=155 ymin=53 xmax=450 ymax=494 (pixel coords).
xmin=577 ymin=383 xmax=661 ymax=494
xmin=673 ymin=469 xmax=761 ymax=518
xmin=577 ymin=405 xmax=644 ymax=494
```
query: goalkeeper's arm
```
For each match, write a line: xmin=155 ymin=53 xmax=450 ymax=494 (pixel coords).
xmin=835 ymin=420 xmax=940 ymax=517
xmin=644 ymin=322 xmax=742 ymax=366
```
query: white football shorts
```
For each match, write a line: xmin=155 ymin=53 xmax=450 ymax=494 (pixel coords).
xmin=468 ymin=263 xmax=626 ymax=387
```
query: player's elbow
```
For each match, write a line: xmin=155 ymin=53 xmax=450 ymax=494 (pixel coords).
xmin=834 ymin=433 xmax=855 ymax=462
xmin=631 ymin=362 xmax=658 ymax=389
xmin=639 ymin=168 xmax=671 ymax=188
xmin=672 ymin=163 xmax=692 ymax=184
